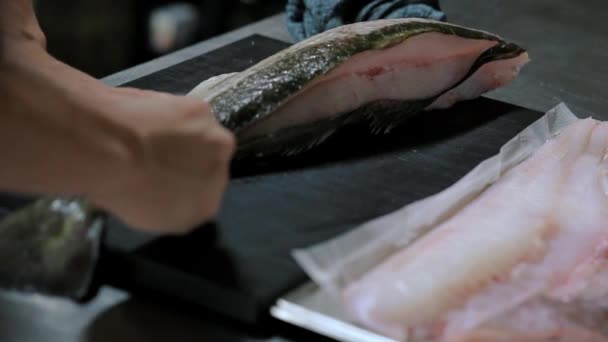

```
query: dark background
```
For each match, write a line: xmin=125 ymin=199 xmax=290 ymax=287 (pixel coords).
xmin=35 ymin=0 xmax=285 ymax=78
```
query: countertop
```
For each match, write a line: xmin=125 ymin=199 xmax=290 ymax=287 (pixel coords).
xmin=2 ymin=1 xmax=607 ymax=341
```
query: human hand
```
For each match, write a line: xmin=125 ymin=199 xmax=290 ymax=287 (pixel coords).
xmin=0 ymin=1 xmax=235 ymax=233
xmin=87 ymin=87 xmax=236 ymax=234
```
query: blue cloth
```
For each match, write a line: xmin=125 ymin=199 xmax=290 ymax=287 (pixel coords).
xmin=286 ymin=0 xmax=447 ymax=41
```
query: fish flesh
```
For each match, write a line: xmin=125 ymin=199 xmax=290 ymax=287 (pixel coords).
xmin=342 ymin=115 xmax=608 ymax=341
xmin=341 ymin=116 xmax=608 ymax=341
xmin=187 ymin=19 xmax=529 ymax=159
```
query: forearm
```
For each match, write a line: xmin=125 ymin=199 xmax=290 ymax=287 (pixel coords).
xmin=0 ymin=36 xmax=135 ymax=198
xmin=0 ymin=0 xmax=46 ymax=49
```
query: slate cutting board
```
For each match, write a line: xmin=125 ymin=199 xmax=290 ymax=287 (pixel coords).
xmin=0 ymin=34 xmax=546 ymax=327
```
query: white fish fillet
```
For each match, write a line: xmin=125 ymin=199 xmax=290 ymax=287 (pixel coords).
xmin=342 ymin=116 xmax=608 ymax=341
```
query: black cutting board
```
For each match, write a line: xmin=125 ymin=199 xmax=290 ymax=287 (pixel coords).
xmin=1 ymin=35 xmax=546 ymax=326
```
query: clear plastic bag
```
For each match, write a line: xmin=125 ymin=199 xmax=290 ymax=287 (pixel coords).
xmin=293 ymin=103 xmax=580 ymax=297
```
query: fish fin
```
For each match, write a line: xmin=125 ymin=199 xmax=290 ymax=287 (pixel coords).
xmin=235 ymin=120 xmax=343 ymax=160
xmin=359 ymin=43 xmax=528 ymax=136
xmin=359 ymin=100 xmax=432 ymax=135
xmin=279 ymin=128 xmax=338 ymax=157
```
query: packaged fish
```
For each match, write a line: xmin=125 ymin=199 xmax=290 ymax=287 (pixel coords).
xmin=292 ymin=103 xmax=608 ymax=341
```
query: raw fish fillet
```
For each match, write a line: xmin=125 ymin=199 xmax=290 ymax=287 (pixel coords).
xmin=187 ymin=19 xmax=529 ymax=159
xmin=342 ymin=116 xmax=608 ymax=341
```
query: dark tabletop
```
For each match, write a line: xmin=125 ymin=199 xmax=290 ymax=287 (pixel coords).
xmin=1 ymin=1 xmax=607 ymax=341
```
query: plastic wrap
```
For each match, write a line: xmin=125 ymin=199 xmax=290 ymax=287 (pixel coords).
xmin=293 ymin=102 xmax=579 ymax=297
xmin=0 ymin=197 xmax=104 ymax=301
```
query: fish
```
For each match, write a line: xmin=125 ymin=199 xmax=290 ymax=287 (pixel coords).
xmin=340 ymin=116 xmax=608 ymax=341
xmin=187 ymin=18 xmax=529 ymax=159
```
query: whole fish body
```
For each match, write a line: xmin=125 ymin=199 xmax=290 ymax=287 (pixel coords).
xmin=188 ymin=18 xmax=529 ymax=159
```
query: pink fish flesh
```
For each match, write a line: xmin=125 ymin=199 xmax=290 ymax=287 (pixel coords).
xmin=343 ymin=117 xmax=608 ymax=341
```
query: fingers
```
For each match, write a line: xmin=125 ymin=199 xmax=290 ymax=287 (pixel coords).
xmin=88 ymin=87 xmax=236 ymax=234
xmin=137 ymin=92 xmax=236 ymax=178
xmin=92 ymin=168 xmax=228 ymax=235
